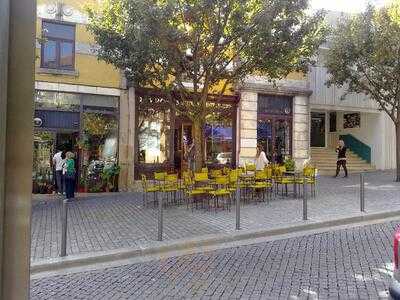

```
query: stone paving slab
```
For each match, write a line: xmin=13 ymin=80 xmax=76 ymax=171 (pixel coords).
xmin=30 ymin=218 xmax=398 ymax=299
xmin=31 ymin=171 xmax=400 ymax=262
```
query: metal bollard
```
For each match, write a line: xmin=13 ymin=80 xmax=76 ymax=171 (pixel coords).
xmin=157 ymin=193 xmax=163 ymax=241
xmin=60 ymin=199 xmax=68 ymax=257
xmin=236 ymin=187 xmax=240 ymax=230
xmin=360 ymin=173 xmax=365 ymax=212
xmin=303 ymin=182 xmax=308 ymax=221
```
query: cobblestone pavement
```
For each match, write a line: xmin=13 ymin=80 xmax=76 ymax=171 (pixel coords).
xmin=31 ymin=171 xmax=400 ymax=261
xmin=30 ymin=219 xmax=398 ymax=299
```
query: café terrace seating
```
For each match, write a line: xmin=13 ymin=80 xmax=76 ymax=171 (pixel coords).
xmin=140 ymin=164 xmax=317 ymax=212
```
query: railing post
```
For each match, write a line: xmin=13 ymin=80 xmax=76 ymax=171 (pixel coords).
xmin=360 ymin=173 xmax=365 ymax=212
xmin=303 ymin=182 xmax=308 ymax=221
xmin=236 ymin=187 xmax=240 ymax=230
xmin=157 ymin=193 xmax=163 ymax=241
xmin=60 ymin=199 xmax=68 ymax=257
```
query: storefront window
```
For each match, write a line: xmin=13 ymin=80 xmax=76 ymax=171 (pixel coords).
xmin=138 ymin=110 xmax=170 ymax=164
xmin=205 ymin=124 xmax=233 ymax=165
xmin=257 ymin=94 xmax=293 ymax=163
xmin=35 ymin=91 xmax=80 ymax=110
xmin=33 ymin=90 xmax=120 ymax=194
xmin=32 ymin=131 xmax=54 ymax=194
xmin=82 ymin=94 xmax=118 ymax=111
xmin=80 ymin=112 xmax=119 ymax=192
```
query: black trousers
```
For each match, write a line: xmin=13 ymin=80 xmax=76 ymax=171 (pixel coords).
xmin=336 ymin=160 xmax=348 ymax=177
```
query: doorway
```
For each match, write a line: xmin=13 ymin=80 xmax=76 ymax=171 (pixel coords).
xmin=310 ymin=112 xmax=326 ymax=147
xmin=32 ymin=130 xmax=79 ymax=193
xmin=257 ymin=117 xmax=292 ymax=164
xmin=174 ymin=118 xmax=193 ymax=172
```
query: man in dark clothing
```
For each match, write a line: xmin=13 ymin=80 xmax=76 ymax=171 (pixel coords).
xmin=335 ymin=140 xmax=348 ymax=177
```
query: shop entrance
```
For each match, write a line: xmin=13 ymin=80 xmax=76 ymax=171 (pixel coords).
xmin=32 ymin=130 xmax=79 ymax=194
xmin=174 ymin=118 xmax=193 ymax=172
xmin=310 ymin=112 xmax=326 ymax=147
xmin=257 ymin=117 xmax=292 ymax=164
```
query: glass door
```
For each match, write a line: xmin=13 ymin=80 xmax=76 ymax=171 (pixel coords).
xmin=173 ymin=119 xmax=193 ymax=173
xmin=274 ymin=119 xmax=291 ymax=164
xmin=257 ymin=119 xmax=273 ymax=161
xmin=310 ymin=112 xmax=326 ymax=147
xmin=257 ymin=116 xmax=292 ymax=163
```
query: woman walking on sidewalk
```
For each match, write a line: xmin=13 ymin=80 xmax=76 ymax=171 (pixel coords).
xmin=64 ymin=151 xmax=76 ymax=200
xmin=335 ymin=140 xmax=348 ymax=178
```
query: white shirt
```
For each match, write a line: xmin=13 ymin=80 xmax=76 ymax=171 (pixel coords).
xmin=53 ymin=152 xmax=65 ymax=171
xmin=255 ymin=151 xmax=269 ymax=171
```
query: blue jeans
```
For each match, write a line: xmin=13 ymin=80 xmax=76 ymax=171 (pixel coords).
xmin=55 ymin=170 xmax=64 ymax=193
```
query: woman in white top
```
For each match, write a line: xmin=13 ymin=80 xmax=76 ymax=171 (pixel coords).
xmin=255 ymin=144 xmax=269 ymax=170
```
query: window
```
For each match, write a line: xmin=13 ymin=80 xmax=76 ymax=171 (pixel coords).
xmin=257 ymin=95 xmax=293 ymax=163
xmin=138 ymin=110 xmax=170 ymax=164
xmin=205 ymin=124 xmax=233 ymax=165
xmin=41 ymin=21 xmax=75 ymax=70
xmin=329 ymin=112 xmax=337 ymax=132
xmin=35 ymin=91 xmax=80 ymax=110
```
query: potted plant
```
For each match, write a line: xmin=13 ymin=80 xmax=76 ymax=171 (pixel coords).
xmin=78 ymin=176 xmax=88 ymax=193
xmin=101 ymin=163 xmax=121 ymax=192
xmin=284 ymin=158 xmax=296 ymax=172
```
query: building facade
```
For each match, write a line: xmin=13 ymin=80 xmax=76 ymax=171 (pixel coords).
xmin=33 ymin=0 xmax=136 ymax=193
xmin=32 ymin=5 xmax=397 ymax=194
xmin=237 ymin=11 xmax=397 ymax=173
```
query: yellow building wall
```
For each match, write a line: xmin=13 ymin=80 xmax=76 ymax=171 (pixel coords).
xmin=36 ymin=0 xmax=121 ymax=89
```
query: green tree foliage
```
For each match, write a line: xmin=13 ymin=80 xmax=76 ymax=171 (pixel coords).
xmin=326 ymin=3 xmax=400 ymax=181
xmin=87 ymin=0 xmax=326 ymax=170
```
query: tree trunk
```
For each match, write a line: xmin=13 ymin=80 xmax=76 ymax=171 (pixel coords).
xmin=192 ymin=119 xmax=204 ymax=172
xmin=396 ymin=122 xmax=400 ymax=182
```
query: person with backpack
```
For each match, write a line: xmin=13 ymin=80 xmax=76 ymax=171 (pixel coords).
xmin=63 ymin=151 xmax=76 ymax=200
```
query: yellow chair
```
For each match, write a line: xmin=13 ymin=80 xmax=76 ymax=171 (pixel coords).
xmin=201 ymin=167 xmax=209 ymax=174
xmin=194 ymin=172 xmax=214 ymax=192
xmin=274 ymin=166 xmax=294 ymax=196
xmin=223 ymin=166 xmax=231 ymax=175
xmin=303 ymin=167 xmax=317 ymax=197
xmin=161 ymin=174 xmax=179 ymax=205
xmin=209 ymin=176 xmax=232 ymax=212
xmin=210 ymin=169 xmax=223 ymax=179
xmin=245 ymin=163 xmax=256 ymax=174
xmin=154 ymin=172 xmax=167 ymax=188
xmin=228 ymin=169 xmax=239 ymax=192
xmin=184 ymin=174 xmax=208 ymax=211
xmin=141 ymin=175 xmax=159 ymax=207
xmin=251 ymin=170 xmax=273 ymax=203
xmin=264 ymin=167 xmax=273 ymax=181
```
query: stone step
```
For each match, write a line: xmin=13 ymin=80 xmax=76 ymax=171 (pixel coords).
xmin=310 ymin=147 xmax=374 ymax=175
xmin=311 ymin=156 xmax=367 ymax=164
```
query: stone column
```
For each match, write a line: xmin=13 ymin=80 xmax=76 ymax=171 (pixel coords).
xmin=293 ymin=95 xmax=310 ymax=168
xmin=118 ymin=87 xmax=136 ymax=191
xmin=239 ymin=91 xmax=258 ymax=165
xmin=0 ymin=0 xmax=36 ymax=298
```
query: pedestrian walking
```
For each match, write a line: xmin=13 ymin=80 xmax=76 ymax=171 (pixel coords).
xmin=255 ymin=144 xmax=269 ymax=170
xmin=334 ymin=139 xmax=348 ymax=178
xmin=64 ymin=151 xmax=76 ymax=200
xmin=53 ymin=149 xmax=66 ymax=194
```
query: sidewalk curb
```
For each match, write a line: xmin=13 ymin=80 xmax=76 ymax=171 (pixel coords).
xmin=30 ymin=209 xmax=400 ymax=276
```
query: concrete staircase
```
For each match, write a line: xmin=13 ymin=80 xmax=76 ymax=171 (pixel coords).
xmin=310 ymin=147 xmax=375 ymax=175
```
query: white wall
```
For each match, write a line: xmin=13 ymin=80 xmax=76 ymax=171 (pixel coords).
xmin=309 ymin=66 xmax=378 ymax=111
xmin=383 ymin=113 xmax=397 ymax=169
